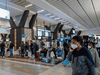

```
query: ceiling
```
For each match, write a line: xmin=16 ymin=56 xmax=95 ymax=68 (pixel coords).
xmin=0 ymin=0 xmax=99 ymax=32
xmin=46 ymin=0 xmax=100 ymax=29
xmin=7 ymin=0 xmax=86 ymax=31
xmin=8 ymin=0 xmax=63 ymax=24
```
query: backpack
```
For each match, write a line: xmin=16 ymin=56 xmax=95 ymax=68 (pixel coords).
xmin=36 ymin=44 xmax=39 ymax=51
xmin=10 ymin=43 xmax=14 ymax=48
xmin=42 ymin=41 xmax=45 ymax=46
xmin=25 ymin=44 xmax=28 ymax=49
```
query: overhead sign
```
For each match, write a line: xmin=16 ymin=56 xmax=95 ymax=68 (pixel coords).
xmin=89 ymin=34 xmax=95 ymax=37
xmin=21 ymin=34 xmax=26 ymax=37
xmin=0 ymin=8 xmax=10 ymax=20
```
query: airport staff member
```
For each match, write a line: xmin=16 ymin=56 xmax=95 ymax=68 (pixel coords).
xmin=67 ymin=36 xmax=96 ymax=75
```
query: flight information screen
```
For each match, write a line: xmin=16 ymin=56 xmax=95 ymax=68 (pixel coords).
xmin=0 ymin=8 xmax=10 ymax=20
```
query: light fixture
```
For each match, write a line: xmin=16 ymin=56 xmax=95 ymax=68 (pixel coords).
xmin=25 ymin=4 xmax=32 ymax=8
xmin=45 ymin=13 xmax=51 ymax=16
xmin=59 ymin=20 xmax=66 ymax=22
xmin=59 ymin=20 xmax=64 ymax=22
xmin=37 ymin=10 xmax=44 ymax=13
xmin=50 ymin=15 xmax=55 ymax=18
xmin=54 ymin=18 xmax=60 ymax=20
xmin=62 ymin=21 xmax=67 ymax=22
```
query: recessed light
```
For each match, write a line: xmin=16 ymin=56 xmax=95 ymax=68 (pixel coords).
xmin=25 ymin=4 xmax=33 ymax=8
xmin=54 ymin=18 xmax=60 ymax=20
xmin=45 ymin=13 xmax=51 ymax=16
xmin=59 ymin=20 xmax=66 ymax=22
xmin=37 ymin=10 xmax=44 ymax=13
xmin=50 ymin=15 xmax=55 ymax=18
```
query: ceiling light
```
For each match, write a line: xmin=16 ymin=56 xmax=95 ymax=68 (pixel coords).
xmin=50 ymin=15 xmax=55 ymax=18
xmin=62 ymin=21 xmax=67 ymax=22
xmin=54 ymin=18 xmax=60 ymax=20
xmin=59 ymin=20 xmax=66 ymax=22
xmin=30 ymin=10 xmax=35 ymax=14
xmin=37 ymin=10 xmax=44 ymax=13
xmin=25 ymin=4 xmax=32 ymax=8
xmin=59 ymin=20 xmax=64 ymax=22
xmin=45 ymin=13 xmax=51 ymax=16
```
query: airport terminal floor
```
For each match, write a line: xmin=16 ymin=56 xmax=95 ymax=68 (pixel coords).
xmin=0 ymin=57 xmax=71 ymax=75
xmin=0 ymin=57 xmax=99 ymax=75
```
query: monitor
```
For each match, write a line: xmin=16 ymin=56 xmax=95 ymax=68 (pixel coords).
xmin=38 ymin=37 xmax=41 ymax=39
xmin=0 ymin=8 xmax=10 ymax=20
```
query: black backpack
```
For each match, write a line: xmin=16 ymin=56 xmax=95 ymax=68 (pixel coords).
xmin=36 ymin=44 xmax=39 ymax=51
xmin=10 ymin=43 xmax=14 ymax=48
xmin=25 ymin=45 xmax=28 ymax=49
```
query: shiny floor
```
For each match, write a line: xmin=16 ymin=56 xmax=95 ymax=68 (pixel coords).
xmin=0 ymin=58 xmax=99 ymax=75
xmin=0 ymin=59 xmax=50 ymax=75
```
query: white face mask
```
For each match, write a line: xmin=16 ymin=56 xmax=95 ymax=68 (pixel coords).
xmin=88 ymin=46 xmax=91 ymax=49
xmin=71 ymin=43 xmax=78 ymax=49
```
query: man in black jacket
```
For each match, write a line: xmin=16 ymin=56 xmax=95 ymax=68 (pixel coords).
xmin=33 ymin=40 xmax=37 ymax=58
xmin=30 ymin=41 xmax=33 ymax=57
xmin=10 ymin=41 xmax=14 ymax=57
xmin=57 ymin=40 xmax=60 ymax=48
xmin=20 ymin=41 xmax=25 ymax=57
xmin=1 ymin=41 xmax=5 ymax=57
xmin=63 ymin=39 xmax=69 ymax=60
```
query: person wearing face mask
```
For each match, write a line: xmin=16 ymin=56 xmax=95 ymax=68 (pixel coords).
xmin=88 ymin=42 xmax=100 ymax=68
xmin=67 ymin=36 xmax=96 ymax=75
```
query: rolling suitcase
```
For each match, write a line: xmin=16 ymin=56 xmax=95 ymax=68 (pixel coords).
xmin=62 ymin=58 xmax=70 ymax=66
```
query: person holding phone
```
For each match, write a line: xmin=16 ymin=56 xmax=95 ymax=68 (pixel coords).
xmin=67 ymin=36 xmax=96 ymax=75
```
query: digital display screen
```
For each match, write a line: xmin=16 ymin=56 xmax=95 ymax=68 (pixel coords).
xmin=38 ymin=37 xmax=41 ymax=39
xmin=73 ymin=30 xmax=75 ymax=34
xmin=38 ymin=29 xmax=51 ymax=37
xmin=6 ymin=39 xmax=9 ymax=41
xmin=45 ymin=32 xmax=48 ymax=36
xmin=38 ymin=31 xmax=42 ymax=36
xmin=0 ymin=8 xmax=10 ymax=19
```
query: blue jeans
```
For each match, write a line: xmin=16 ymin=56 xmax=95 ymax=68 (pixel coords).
xmin=10 ymin=48 xmax=13 ymax=57
xmin=34 ymin=49 xmax=37 ymax=58
xmin=0 ymin=49 xmax=5 ymax=57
